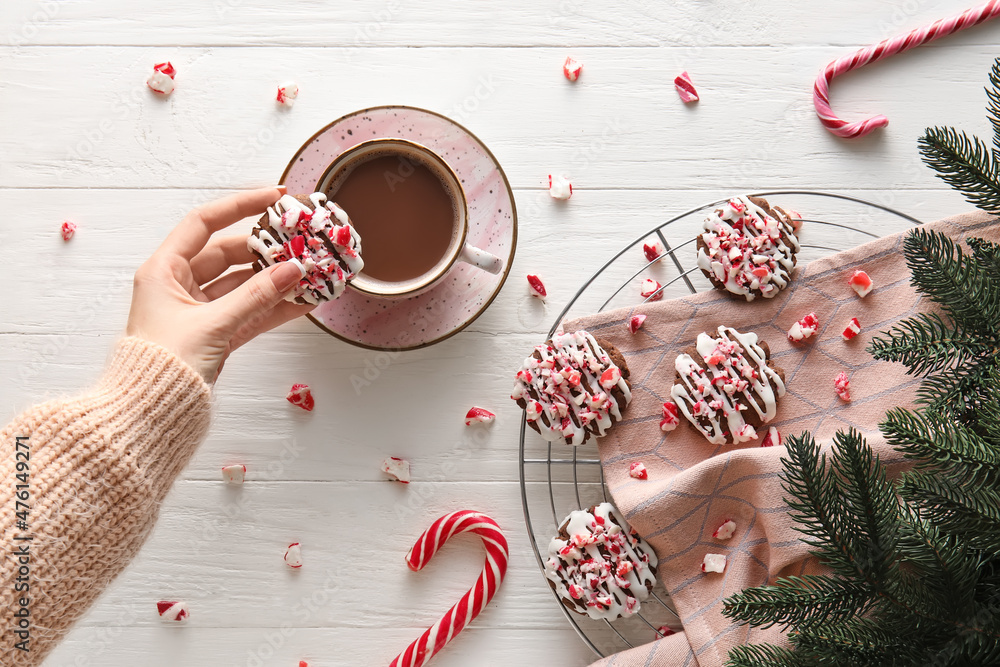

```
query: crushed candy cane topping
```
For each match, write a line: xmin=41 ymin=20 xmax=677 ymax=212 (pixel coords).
xmin=788 ymin=312 xmax=819 ymax=342
xmin=671 ymin=326 xmax=785 ymax=445
xmin=696 ymin=196 xmax=800 ymax=301
xmin=156 ymin=600 xmax=188 ymax=621
xmin=640 ymin=279 xmax=663 ymax=301
xmin=248 ymin=193 xmax=363 ymax=305
xmin=842 ymin=317 xmax=861 ymax=340
xmin=381 ymin=456 xmax=410 ymax=483
xmin=284 ymin=543 xmax=303 ymax=568
xmin=643 ymin=241 xmax=665 ymax=262
xmin=544 ymin=503 xmax=658 ymax=620
xmin=286 ymin=384 xmax=314 ymax=411
xmin=511 ymin=331 xmax=631 ymax=446
xmin=674 ymin=71 xmax=699 ymax=103
xmin=629 ymin=462 xmax=648 ymax=480
xmin=761 ymin=426 xmax=782 ymax=448
xmin=835 ymin=371 xmax=852 ymax=401
xmin=276 ymin=81 xmax=299 ymax=107
xmin=660 ymin=400 xmax=681 ymax=432
xmin=563 ymin=56 xmax=583 ymax=81
xmin=713 ymin=519 xmax=737 ymax=540
xmin=548 ymin=174 xmax=573 ymax=200
xmin=146 ymin=62 xmax=176 ymax=95
xmin=527 ymin=274 xmax=547 ymax=298
xmin=221 ymin=464 xmax=246 ymax=484
xmin=464 ymin=406 xmax=496 ymax=425
xmin=702 ymin=553 xmax=727 ymax=573
xmin=628 ymin=314 xmax=647 ymax=334
xmin=849 ymin=270 xmax=873 ymax=297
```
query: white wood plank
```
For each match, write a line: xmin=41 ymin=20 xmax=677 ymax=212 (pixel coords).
xmin=48 ymin=627 xmax=598 ymax=667
xmin=3 ymin=0 xmax=995 ymax=47
xmin=0 ymin=46 xmax=997 ymax=190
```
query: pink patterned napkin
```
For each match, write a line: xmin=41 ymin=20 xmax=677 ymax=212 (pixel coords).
xmin=561 ymin=210 xmax=998 ymax=667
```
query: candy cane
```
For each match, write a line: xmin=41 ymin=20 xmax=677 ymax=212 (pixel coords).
xmin=814 ymin=1 xmax=1000 ymax=138
xmin=390 ymin=510 xmax=509 ymax=667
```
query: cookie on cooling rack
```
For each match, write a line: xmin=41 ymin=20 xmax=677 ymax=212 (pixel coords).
xmin=544 ymin=502 xmax=658 ymax=621
xmin=696 ymin=195 xmax=800 ymax=301
xmin=247 ymin=192 xmax=363 ymax=305
xmin=670 ymin=325 xmax=786 ymax=445
xmin=511 ymin=330 xmax=632 ymax=446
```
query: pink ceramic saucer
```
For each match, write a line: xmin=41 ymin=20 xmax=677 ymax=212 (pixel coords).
xmin=280 ymin=105 xmax=517 ymax=351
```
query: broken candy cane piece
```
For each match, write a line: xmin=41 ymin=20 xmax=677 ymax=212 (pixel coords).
xmin=713 ymin=519 xmax=737 ymax=540
xmin=60 ymin=221 xmax=77 ymax=241
xmin=464 ymin=406 xmax=496 ymax=426
xmin=761 ymin=426 xmax=782 ymax=448
xmin=548 ymin=174 xmax=573 ymax=200
xmin=788 ymin=209 xmax=804 ymax=232
xmin=629 ymin=461 xmax=648 ymax=480
xmin=842 ymin=317 xmax=861 ymax=340
xmin=600 ymin=366 xmax=621 ymax=390
xmin=834 ymin=371 xmax=852 ymax=402
xmin=299 ymin=662 xmax=309 ymax=667
xmin=390 ymin=511 xmax=508 ymax=667
xmin=156 ymin=601 xmax=189 ymax=622
xmin=701 ymin=553 xmax=727 ymax=573
xmin=640 ymin=278 xmax=663 ymax=301
xmin=276 ymin=81 xmax=299 ymax=107
xmin=643 ymin=241 xmax=665 ymax=263
xmin=787 ymin=312 xmax=819 ymax=342
xmin=628 ymin=314 xmax=647 ymax=334
xmin=381 ymin=456 xmax=411 ymax=483
xmin=674 ymin=71 xmax=699 ymax=103
xmin=221 ymin=464 xmax=246 ymax=484
xmin=146 ymin=62 xmax=176 ymax=95
xmin=286 ymin=384 xmax=315 ymax=411
xmin=848 ymin=270 xmax=873 ymax=297
xmin=656 ymin=625 xmax=676 ymax=638
xmin=527 ymin=274 xmax=547 ymax=298
xmin=563 ymin=56 xmax=583 ymax=81
xmin=284 ymin=543 xmax=303 ymax=568
xmin=660 ymin=401 xmax=680 ymax=432
xmin=734 ymin=423 xmax=758 ymax=443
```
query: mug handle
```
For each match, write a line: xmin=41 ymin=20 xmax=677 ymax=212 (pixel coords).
xmin=458 ymin=243 xmax=504 ymax=275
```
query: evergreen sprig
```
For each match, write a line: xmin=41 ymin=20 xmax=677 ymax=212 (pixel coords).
xmin=722 ymin=59 xmax=1000 ymax=666
xmin=918 ymin=58 xmax=1000 ymax=214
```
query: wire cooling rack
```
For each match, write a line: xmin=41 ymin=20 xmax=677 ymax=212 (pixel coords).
xmin=518 ymin=191 xmax=924 ymax=657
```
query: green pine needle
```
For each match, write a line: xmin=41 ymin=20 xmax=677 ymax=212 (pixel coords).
xmin=919 ymin=127 xmax=1000 ymax=214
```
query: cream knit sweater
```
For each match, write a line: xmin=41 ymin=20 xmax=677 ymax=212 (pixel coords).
xmin=0 ymin=337 xmax=212 ymax=665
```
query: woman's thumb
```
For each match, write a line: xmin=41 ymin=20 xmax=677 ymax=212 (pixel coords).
xmin=216 ymin=260 xmax=304 ymax=332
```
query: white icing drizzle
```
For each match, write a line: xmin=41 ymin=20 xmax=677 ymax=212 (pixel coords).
xmin=247 ymin=193 xmax=363 ymax=305
xmin=511 ymin=330 xmax=632 ymax=446
xmin=670 ymin=326 xmax=785 ymax=445
xmin=544 ymin=502 xmax=658 ymax=620
xmin=696 ymin=195 xmax=800 ymax=301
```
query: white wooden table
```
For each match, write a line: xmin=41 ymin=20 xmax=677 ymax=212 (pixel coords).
xmin=1 ymin=2 xmax=996 ymax=665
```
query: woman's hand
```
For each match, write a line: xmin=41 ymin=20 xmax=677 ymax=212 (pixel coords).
xmin=126 ymin=186 xmax=313 ymax=383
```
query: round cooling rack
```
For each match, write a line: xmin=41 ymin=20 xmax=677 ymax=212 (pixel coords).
xmin=518 ymin=191 xmax=925 ymax=657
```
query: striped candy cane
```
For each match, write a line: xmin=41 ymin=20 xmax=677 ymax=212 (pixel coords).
xmin=390 ymin=510 xmax=509 ymax=667
xmin=814 ymin=1 xmax=1000 ymax=138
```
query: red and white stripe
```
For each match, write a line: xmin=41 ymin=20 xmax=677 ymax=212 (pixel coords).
xmin=814 ymin=1 xmax=1000 ymax=138
xmin=390 ymin=510 xmax=509 ymax=667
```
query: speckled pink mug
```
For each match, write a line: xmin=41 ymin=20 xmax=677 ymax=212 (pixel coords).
xmin=317 ymin=138 xmax=503 ymax=298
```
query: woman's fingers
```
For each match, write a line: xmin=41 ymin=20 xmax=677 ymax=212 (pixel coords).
xmin=160 ymin=185 xmax=285 ymax=260
xmin=212 ymin=261 xmax=303 ymax=336
xmin=229 ymin=299 xmax=316 ymax=352
xmin=190 ymin=235 xmax=257 ymax=285
xmin=201 ymin=267 xmax=255 ymax=300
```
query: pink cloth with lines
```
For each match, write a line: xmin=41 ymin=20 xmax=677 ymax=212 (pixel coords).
xmin=564 ymin=211 xmax=999 ymax=667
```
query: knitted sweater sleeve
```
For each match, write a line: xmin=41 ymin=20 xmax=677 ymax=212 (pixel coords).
xmin=0 ymin=337 xmax=212 ymax=665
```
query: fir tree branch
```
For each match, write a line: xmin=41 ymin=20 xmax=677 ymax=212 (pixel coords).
xmin=919 ymin=126 xmax=1000 ymax=214
xmin=880 ymin=408 xmax=1000 ymax=475
xmin=867 ymin=312 xmax=989 ymax=377
xmin=903 ymin=229 xmax=1000 ymax=335
xmin=722 ymin=575 xmax=872 ymax=630
xmin=901 ymin=470 xmax=1000 ymax=554
xmin=987 ymin=58 xmax=1000 ymax=158
xmin=725 ymin=644 xmax=802 ymax=667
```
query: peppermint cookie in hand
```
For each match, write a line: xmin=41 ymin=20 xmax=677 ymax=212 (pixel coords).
xmin=696 ymin=195 xmax=800 ymax=301
xmin=511 ymin=330 xmax=632 ymax=446
xmin=247 ymin=192 xmax=363 ymax=305
xmin=544 ymin=502 xmax=658 ymax=620
xmin=671 ymin=325 xmax=786 ymax=445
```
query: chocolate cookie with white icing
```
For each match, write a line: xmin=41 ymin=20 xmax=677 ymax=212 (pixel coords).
xmin=670 ymin=325 xmax=786 ymax=445
xmin=543 ymin=502 xmax=658 ymax=621
xmin=696 ymin=195 xmax=800 ymax=301
xmin=247 ymin=192 xmax=363 ymax=305
xmin=510 ymin=330 xmax=632 ymax=446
